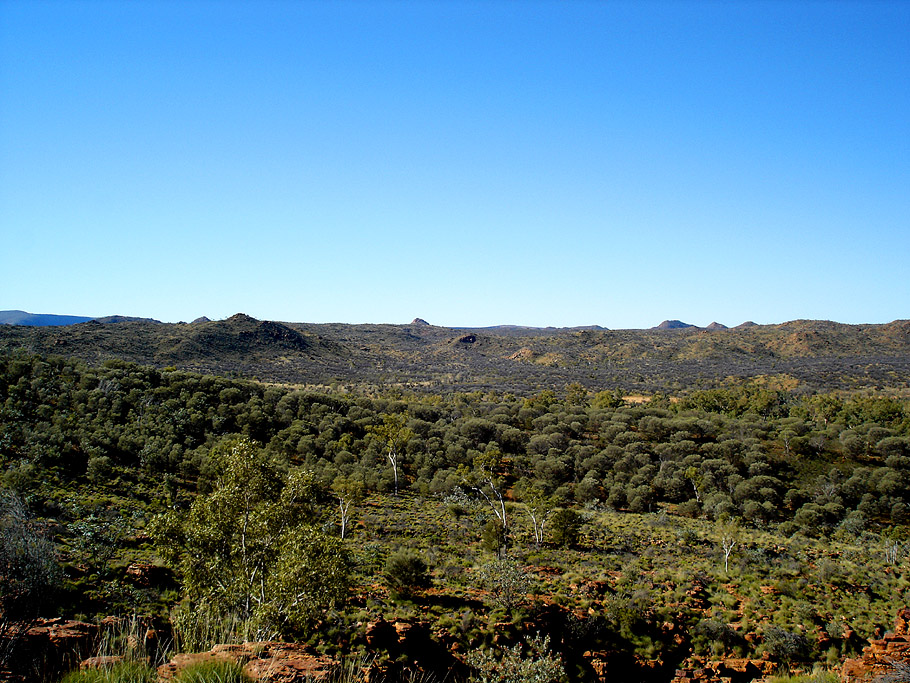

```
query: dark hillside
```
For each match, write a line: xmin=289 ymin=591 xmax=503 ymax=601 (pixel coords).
xmin=1 ymin=315 xmax=908 ymax=394
xmin=158 ymin=313 xmax=321 ymax=359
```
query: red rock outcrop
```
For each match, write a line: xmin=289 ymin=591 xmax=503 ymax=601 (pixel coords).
xmin=669 ymin=656 xmax=777 ymax=683
xmin=361 ymin=618 xmax=466 ymax=680
xmin=157 ymin=642 xmax=335 ymax=682
xmin=508 ymin=347 xmax=535 ymax=361
xmin=124 ymin=561 xmax=170 ymax=587
xmin=841 ymin=607 xmax=910 ymax=682
xmin=3 ymin=618 xmax=98 ymax=681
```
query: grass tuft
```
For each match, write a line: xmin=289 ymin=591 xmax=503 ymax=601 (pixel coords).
xmin=174 ymin=659 xmax=252 ymax=683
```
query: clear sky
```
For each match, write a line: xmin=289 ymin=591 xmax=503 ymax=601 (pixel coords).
xmin=1 ymin=0 xmax=908 ymax=329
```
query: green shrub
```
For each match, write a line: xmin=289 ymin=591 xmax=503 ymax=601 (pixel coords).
xmin=477 ymin=558 xmax=532 ymax=612
xmin=763 ymin=626 xmax=810 ymax=667
xmin=549 ymin=508 xmax=582 ymax=548
xmin=481 ymin=519 xmax=506 ymax=554
xmin=466 ymin=633 xmax=564 ymax=683
xmin=86 ymin=456 xmax=114 ymax=483
xmin=677 ymin=500 xmax=702 ymax=518
xmin=383 ymin=550 xmax=431 ymax=599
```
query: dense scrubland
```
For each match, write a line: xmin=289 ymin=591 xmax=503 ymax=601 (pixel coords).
xmin=1 ymin=334 xmax=909 ymax=681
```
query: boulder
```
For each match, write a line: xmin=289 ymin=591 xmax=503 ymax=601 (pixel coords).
xmin=125 ymin=561 xmax=169 ymax=587
xmin=668 ymin=656 xmax=775 ymax=683
xmin=4 ymin=618 xmax=98 ymax=681
xmin=364 ymin=619 xmax=398 ymax=651
xmin=157 ymin=642 xmax=335 ymax=682
xmin=235 ymin=643 xmax=335 ymax=683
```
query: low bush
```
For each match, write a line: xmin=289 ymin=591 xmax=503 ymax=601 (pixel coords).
xmin=383 ymin=550 xmax=431 ymax=599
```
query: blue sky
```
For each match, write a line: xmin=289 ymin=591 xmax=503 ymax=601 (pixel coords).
xmin=2 ymin=0 xmax=908 ymax=329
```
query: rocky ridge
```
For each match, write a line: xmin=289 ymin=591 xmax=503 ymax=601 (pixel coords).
xmin=5 ymin=609 xmax=910 ymax=682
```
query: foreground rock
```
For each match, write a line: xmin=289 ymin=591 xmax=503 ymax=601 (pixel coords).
xmin=362 ymin=618 xmax=466 ymax=680
xmin=841 ymin=607 xmax=910 ymax=682
xmin=2 ymin=618 xmax=98 ymax=681
xmin=669 ymin=657 xmax=777 ymax=683
xmin=157 ymin=642 xmax=335 ymax=682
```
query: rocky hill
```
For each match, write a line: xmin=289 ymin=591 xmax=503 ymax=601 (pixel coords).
xmin=1 ymin=314 xmax=908 ymax=394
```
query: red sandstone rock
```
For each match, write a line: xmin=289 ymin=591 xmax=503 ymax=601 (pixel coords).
xmin=896 ymin=608 xmax=910 ymax=636
xmin=5 ymin=618 xmax=99 ymax=681
xmin=237 ymin=643 xmax=335 ymax=682
xmin=840 ymin=607 xmax=910 ymax=682
xmin=364 ymin=618 xmax=398 ymax=650
xmin=668 ymin=656 xmax=776 ymax=683
xmin=157 ymin=641 xmax=335 ymax=682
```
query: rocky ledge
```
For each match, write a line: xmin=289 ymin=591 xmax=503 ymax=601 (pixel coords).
xmin=841 ymin=607 xmax=910 ymax=682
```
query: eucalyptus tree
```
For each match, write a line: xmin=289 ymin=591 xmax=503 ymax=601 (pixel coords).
xmin=367 ymin=413 xmax=414 ymax=495
xmin=461 ymin=446 xmax=509 ymax=538
xmin=151 ymin=438 xmax=348 ymax=636
xmin=331 ymin=473 xmax=365 ymax=540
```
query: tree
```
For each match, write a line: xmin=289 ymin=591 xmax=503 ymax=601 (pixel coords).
xmin=461 ymin=447 xmax=509 ymax=542
xmin=515 ymin=479 xmax=556 ymax=548
xmin=65 ymin=503 xmax=129 ymax=585
xmin=0 ymin=490 xmax=60 ymax=619
xmin=684 ymin=466 xmax=703 ymax=503
xmin=592 ymin=389 xmax=624 ymax=410
xmin=807 ymin=394 xmax=842 ymax=427
xmin=331 ymin=474 xmax=365 ymax=540
xmin=717 ymin=519 xmax=740 ymax=574
xmin=0 ymin=490 xmax=61 ymax=670
xmin=564 ymin=382 xmax=588 ymax=406
xmin=368 ymin=413 xmax=414 ymax=495
xmin=151 ymin=438 xmax=348 ymax=637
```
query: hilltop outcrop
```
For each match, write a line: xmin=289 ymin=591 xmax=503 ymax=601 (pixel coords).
xmin=655 ymin=320 xmax=694 ymax=330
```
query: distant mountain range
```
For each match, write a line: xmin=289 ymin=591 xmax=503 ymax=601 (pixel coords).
xmin=0 ymin=310 xmax=161 ymax=326
xmin=1 ymin=310 xmax=759 ymax=331
xmin=0 ymin=310 xmax=96 ymax=326
xmin=2 ymin=310 xmax=909 ymax=394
